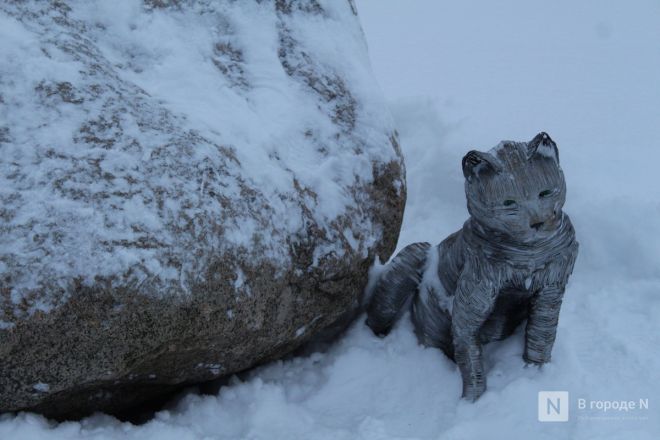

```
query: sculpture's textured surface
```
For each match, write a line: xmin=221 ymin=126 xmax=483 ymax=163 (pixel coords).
xmin=366 ymin=132 xmax=578 ymax=401
xmin=0 ymin=0 xmax=405 ymax=418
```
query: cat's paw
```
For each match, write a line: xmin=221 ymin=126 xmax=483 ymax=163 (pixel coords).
xmin=461 ymin=381 xmax=487 ymax=402
xmin=523 ymin=361 xmax=544 ymax=370
xmin=523 ymin=352 xmax=551 ymax=365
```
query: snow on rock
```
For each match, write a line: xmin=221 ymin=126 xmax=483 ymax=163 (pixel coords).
xmin=0 ymin=0 xmax=404 ymax=417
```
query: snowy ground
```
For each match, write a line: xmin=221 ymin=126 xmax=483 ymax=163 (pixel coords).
xmin=2 ymin=0 xmax=659 ymax=438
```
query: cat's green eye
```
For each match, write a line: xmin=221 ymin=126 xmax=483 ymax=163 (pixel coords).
xmin=503 ymin=199 xmax=516 ymax=207
xmin=539 ymin=189 xmax=554 ymax=198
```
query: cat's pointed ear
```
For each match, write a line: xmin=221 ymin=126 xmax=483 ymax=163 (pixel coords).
xmin=527 ymin=132 xmax=559 ymax=163
xmin=462 ymin=150 xmax=500 ymax=182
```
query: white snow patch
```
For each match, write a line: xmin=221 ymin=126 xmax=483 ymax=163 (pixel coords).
xmin=419 ymin=245 xmax=452 ymax=314
xmin=233 ymin=268 xmax=246 ymax=290
xmin=32 ymin=383 xmax=49 ymax=393
xmin=362 ymin=256 xmax=387 ymax=307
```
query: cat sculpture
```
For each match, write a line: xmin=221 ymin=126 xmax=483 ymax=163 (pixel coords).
xmin=366 ymin=132 xmax=579 ymax=401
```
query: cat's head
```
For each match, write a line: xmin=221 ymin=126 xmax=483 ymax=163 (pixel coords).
xmin=462 ymin=132 xmax=566 ymax=243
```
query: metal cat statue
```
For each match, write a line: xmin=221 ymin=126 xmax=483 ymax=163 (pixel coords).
xmin=366 ymin=132 xmax=579 ymax=401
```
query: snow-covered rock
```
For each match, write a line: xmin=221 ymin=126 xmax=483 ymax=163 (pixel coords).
xmin=0 ymin=0 xmax=404 ymax=417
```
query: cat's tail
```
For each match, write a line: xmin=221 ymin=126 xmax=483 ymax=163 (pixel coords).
xmin=365 ymin=242 xmax=432 ymax=336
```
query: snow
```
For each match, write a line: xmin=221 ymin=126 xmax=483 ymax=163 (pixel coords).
xmin=0 ymin=0 xmax=399 ymax=324
xmin=419 ymin=245 xmax=452 ymax=314
xmin=1 ymin=0 xmax=659 ymax=438
xmin=31 ymin=384 xmax=49 ymax=394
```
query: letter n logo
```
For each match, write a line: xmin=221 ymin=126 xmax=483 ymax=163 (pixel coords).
xmin=538 ymin=391 xmax=569 ymax=422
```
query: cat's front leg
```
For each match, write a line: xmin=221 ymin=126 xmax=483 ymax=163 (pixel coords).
xmin=524 ymin=245 xmax=577 ymax=364
xmin=523 ymin=283 xmax=565 ymax=365
xmin=451 ymin=266 xmax=500 ymax=401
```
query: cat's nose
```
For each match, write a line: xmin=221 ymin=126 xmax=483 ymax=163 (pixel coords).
xmin=530 ymin=221 xmax=544 ymax=230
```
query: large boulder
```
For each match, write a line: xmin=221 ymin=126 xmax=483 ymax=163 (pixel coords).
xmin=0 ymin=0 xmax=405 ymax=418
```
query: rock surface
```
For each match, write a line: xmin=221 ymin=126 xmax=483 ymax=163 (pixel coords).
xmin=0 ymin=0 xmax=405 ymax=418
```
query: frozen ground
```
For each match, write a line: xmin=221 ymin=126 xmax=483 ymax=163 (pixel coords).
xmin=1 ymin=0 xmax=659 ymax=438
